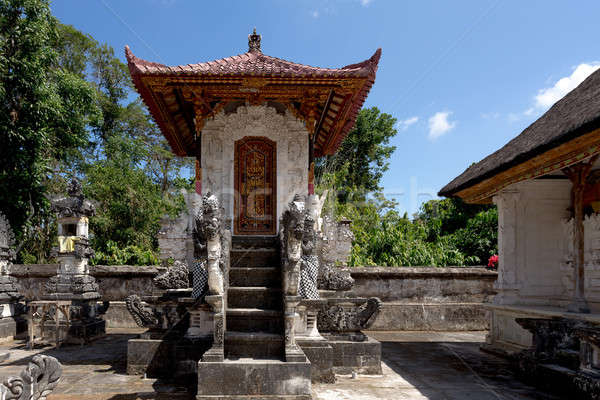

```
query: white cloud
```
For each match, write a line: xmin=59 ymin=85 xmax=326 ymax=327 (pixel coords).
xmin=397 ymin=116 xmax=419 ymax=131
xmin=534 ymin=63 xmax=600 ymax=109
xmin=481 ymin=112 xmax=500 ymax=120
xmin=428 ymin=111 xmax=456 ymax=140
xmin=310 ymin=10 xmax=319 ymax=18
xmin=360 ymin=0 xmax=374 ymax=6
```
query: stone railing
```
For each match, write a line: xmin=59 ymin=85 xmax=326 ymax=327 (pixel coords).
xmin=10 ymin=264 xmax=497 ymax=331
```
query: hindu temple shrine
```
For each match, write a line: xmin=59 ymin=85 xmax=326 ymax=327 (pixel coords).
xmin=124 ymin=30 xmax=383 ymax=399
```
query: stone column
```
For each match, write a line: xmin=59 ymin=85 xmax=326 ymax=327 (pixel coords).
xmin=203 ymin=294 xmax=224 ymax=362
xmin=284 ymin=295 xmax=306 ymax=362
xmin=492 ymin=189 xmax=521 ymax=305
xmin=0 ymin=212 xmax=23 ymax=341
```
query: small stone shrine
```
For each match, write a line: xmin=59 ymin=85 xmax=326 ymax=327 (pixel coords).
xmin=125 ymin=30 xmax=382 ymax=399
xmin=0 ymin=212 xmax=24 ymax=341
xmin=43 ymin=179 xmax=105 ymax=343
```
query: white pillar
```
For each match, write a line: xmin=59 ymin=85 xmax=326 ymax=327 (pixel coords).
xmin=493 ymin=189 xmax=521 ymax=305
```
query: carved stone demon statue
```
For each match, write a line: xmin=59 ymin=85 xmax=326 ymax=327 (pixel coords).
xmin=280 ymin=195 xmax=306 ymax=296
xmin=192 ymin=193 xmax=225 ymax=299
xmin=299 ymin=216 xmax=319 ymax=300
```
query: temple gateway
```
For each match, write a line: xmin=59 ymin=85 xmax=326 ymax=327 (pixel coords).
xmin=125 ymin=31 xmax=383 ymax=399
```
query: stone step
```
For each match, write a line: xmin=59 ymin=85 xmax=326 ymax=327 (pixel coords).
xmin=197 ymin=355 xmax=311 ymax=399
xmin=230 ymin=249 xmax=279 ymax=268
xmin=229 ymin=266 xmax=280 ymax=287
xmin=227 ymin=287 xmax=282 ymax=309
xmin=226 ymin=308 xmax=283 ymax=333
xmin=225 ymin=331 xmax=284 ymax=359
xmin=232 ymin=235 xmax=279 ymax=250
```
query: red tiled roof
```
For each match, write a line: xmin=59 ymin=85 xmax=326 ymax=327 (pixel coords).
xmin=125 ymin=45 xmax=381 ymax=157
xmin=125 ymin=46 xmax=380 ymax=79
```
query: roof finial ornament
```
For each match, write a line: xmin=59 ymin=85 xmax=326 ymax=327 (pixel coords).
xmin=248 ymin=28 xmax=261 ymax=53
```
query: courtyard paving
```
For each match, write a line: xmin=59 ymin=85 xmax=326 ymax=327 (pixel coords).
xmin=0 ymin=329 xmax=558 ymax=400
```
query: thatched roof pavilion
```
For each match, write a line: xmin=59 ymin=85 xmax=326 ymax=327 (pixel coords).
xmin=439 ymin=68 xmax=600 ymax=203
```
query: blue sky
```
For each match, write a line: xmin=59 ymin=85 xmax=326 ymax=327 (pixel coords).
xmin=52 ymin=1 xmax=600 ymax=215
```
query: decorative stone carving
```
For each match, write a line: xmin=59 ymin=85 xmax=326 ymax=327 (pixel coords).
xmin=515 ymin=317 xmax=600 ymax=399
xmin=153 ymin=261 xmax=189 ymax=290
xmin=157 ymin=209 xmax=189 ymax=263
xmin=299 ymin=216 xmax=319 ymax=300
xmin=318 ymin=264 xmax=354 ymax=291
xmin=0 ymin=213 xmax=16 ymax=267
xmin=125 ymin=294 xmax=183 ymax=330
xmin=316 ymin=212 xmax=355 ymax=291
xmin=317 ymin=298 xmax=382 ymax=333
xmin=50 ymin=179 xmax=95 ymax=220
xmin=562 ymin=217 xmax=575 ymax=264
xmin=584 ymin=213 xmax=600 ymax=264
xmin=0 ymin=213 xmax=21 ymax=302
xmin=125 ymin=295 xmax=158 ymax=327
xmin=0 ymin=355 xmax=62 ymax=400
xmin=192 ymin=193 xmax=225 ymax=297
xmin=46 ymin=178 xmax=99 ymax=300
xmin=202 ymin=104 xmax=308 ymax=225
xmin=280 ymin=195 xmax=306 ymax=296
xmin=248 ymin=28 xmax=261 ymax=52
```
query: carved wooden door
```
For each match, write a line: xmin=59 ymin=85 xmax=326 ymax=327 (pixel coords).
xmin=234 ymin=137 xmax=276 ymax=235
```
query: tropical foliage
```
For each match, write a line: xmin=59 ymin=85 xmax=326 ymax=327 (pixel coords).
xmin=317 ymin=109 xmax=497 ymax=267
xmin=1 ymin=0 xmax=497 ymax=266
xmin=1 ymin=0 xmax=191 ymax=265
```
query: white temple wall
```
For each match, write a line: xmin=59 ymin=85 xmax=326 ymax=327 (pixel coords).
xmin=493 ymin=179 xmax=571 ymax=307
xmin=201 ymin=104 xmax=308 ymax=232
xmin=483 ymin=178 xmax=600 ymax=354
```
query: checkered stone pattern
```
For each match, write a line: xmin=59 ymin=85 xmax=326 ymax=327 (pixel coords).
xmin=192 ymin=260 xmax=209 ymax=299
xmin=299 ymin=255 xmax=320 ymax=299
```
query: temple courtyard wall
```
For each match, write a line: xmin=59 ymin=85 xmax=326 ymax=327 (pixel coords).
xmin=11 ymin=264 xmax=496 ymax=331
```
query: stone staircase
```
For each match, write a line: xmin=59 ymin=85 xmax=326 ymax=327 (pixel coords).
xmin=227 ymin=236 xmax=283 ymax=359
xmin=196 ymin=236 xmax=312 ymax=400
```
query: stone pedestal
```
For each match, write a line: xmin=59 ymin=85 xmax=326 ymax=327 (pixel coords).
xmin=43 ymin=179 xmax=105 ymax=344
xmin=0 ymin=212 xmax=25 ymax=341
xmin=196 ymin=358 xmax=312 ymax=400
xmin=202 ymin=294 xmax=224 ymax=362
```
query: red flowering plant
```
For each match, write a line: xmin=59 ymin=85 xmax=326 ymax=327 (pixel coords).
xmin=487 ymin=255 xmax=499 ymax=269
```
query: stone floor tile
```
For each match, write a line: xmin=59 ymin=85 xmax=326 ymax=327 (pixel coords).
xmin=0 ymin=330 xmax=564 ymax=400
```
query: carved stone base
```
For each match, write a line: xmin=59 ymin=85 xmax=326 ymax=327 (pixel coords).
xmin=45 ymin=274 xmax=101 ymax=300
xmin=201 ymin=346 xmax=224 ymax=362
xmin=296 ymin=337 xmax=335 ymax=383
xmin=127 ymin=334 xmax=211 ymax=378
xmin=196 ymin=357 xmax=312 ymax=399
xmin=323 ymin=333 xmax=382 ymax=375
xmin=0 ymin=316 xmax=17 ymax=341
xmin=42 ymin=318 xmax=105 ymax=345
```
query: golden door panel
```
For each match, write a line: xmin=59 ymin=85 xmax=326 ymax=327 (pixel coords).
xmin=234 ymin=137 xmax=276 ymax=235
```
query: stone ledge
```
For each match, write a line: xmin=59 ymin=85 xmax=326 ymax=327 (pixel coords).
xmin=12 ymin=264 xmax=165 ymax=278
xmin=485 ymin=303 xmax=600 ymax=323
xmin=348 ymin=266 xmax=497 ymax=279
xmin=92 ymin=265 xmax=165 ymax=277
xmin=369 ymin=302 xmax=490 ymax=331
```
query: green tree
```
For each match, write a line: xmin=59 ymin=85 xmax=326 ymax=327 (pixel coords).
xmin=84 ymin=135 xmax=183 ymax=261
xmin=0 ymin=0 xmax=99 ymax=240
xmin=316 ymin=107 xmax=397 ymax=200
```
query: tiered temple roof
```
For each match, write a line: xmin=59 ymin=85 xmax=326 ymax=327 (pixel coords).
xmin=126 ymin=33 xmax=381 ymax=157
